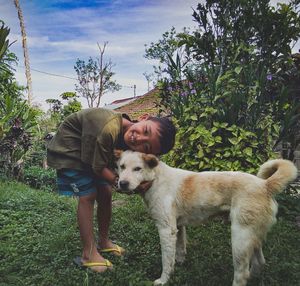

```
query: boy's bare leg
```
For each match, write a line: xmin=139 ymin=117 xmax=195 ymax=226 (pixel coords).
xmin=78 ymin=192 xmax=109 ymax=272
xmin=96 ymin=185 xmax=124 ymax=255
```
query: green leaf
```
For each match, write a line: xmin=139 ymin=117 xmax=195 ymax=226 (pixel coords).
xmin=198 ymin=161 xmax=205 ymax=169
xmin=228 ymin=137 xmax=240 ymax=145
xmin=234 ymin=66 xmax=242 ymax=74
xmin=244 ymin=147 xmax=253 ymax=157
xmin=190 ymin=133 xmax=200 ymax=140
xmin=224 ymin=151 xmax=231 ymax=158
xmin=214 ymin=136 xmax=222 ymax=143
xmin=197 ymin=148 xmax=204 ymax=158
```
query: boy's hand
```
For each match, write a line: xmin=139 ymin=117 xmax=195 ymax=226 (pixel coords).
xmin=112 ymin=175 xmax=119 ymax=189
xmin=97 ymin=167 xmax=118 ymax=186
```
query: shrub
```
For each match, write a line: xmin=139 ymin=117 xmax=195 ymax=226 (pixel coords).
xmin=22 ymin=166 xmax=56 ymax=192
xmin=0 ymin=22 xmax=41 ymax=178
xmin=147 ymin=0 xmax=300 ymax=168
xmin=164 ymin=120 xmax=275 ymax=173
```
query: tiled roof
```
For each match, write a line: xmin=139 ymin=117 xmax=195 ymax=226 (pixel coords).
xmin=104 ymin=96 xmax=143 ymax=110
xmin=107 ymin=88 xmax=161 ymax=120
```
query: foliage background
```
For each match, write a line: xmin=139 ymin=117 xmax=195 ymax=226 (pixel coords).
xmin=144 ymin=0 xmax=300 ymax=171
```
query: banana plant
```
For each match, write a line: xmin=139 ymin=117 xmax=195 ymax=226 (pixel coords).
xmin=0 ymin=21 xmax=9 ymax=61
xmin=0 ymin=21 xmax=40 ymax=178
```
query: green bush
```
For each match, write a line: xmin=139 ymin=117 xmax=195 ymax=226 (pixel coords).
xmin=24 ymin=140 xmax=47 ymax=168
xmin=0 ymin=22 xmax=41 ymax=179
xmin=164 ymin=120 xmax=275 ymax=173
xmin=22 ymin=166 xmax=56 ymax=192
xmin=147 ymin=0 xmax=300 ymax=168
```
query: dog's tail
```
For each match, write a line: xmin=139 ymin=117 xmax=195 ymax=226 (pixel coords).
xmin=257 ymin=159 xmax=298 ymax=195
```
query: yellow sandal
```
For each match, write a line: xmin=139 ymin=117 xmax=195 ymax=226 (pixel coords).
xmin=99 ymin=244 xmax=125 ymax=256
xmin=73 ymin=256 xmax=113 ymax=270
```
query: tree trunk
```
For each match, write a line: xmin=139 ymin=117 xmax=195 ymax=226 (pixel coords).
xmin=14 ymin=0 xmax=33 ymax=105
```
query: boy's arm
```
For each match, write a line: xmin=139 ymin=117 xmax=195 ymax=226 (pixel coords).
xmin=95 ymin=167 xmax=118 ymax=186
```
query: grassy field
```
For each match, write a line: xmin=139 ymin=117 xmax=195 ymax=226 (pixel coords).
xmin=0 ymin=181 xmax=299 ymax=286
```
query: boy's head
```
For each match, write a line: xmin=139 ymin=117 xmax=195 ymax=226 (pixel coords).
xmin=123 ymin=114 xmax=176 ymax=155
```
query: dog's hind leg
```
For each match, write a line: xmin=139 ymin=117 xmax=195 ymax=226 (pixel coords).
xmin=176 ymin=225 xmax=186 ymax=263
xmin=231 ymin=225 xmax=254 ymax=286
xmin=250 ymin=247 xmax=265 ymax=277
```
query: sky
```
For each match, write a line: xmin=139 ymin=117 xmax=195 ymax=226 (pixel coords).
xmin=0 ymin=0 xmax=297 ymax=111
xmin=1 ymin=0 xmax=199 ymax=110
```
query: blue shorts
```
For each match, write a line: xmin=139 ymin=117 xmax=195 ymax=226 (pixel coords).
xmin=57 ymin=169 xmax=109 ymax=197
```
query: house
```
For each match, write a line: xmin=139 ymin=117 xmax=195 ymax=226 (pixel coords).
xmin=105 ymin=87 xmax=162 ymax=120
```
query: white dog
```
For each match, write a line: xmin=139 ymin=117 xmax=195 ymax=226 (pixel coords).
xmin=115 ymin=150 xmax=298 ymax=286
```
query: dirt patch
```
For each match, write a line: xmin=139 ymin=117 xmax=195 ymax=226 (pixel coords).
xmin=112 ymin=199 xmax=128 ymax=207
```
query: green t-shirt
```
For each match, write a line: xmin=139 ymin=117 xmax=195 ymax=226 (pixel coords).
xmin=47 ymin=108 xmax=123 ymax=173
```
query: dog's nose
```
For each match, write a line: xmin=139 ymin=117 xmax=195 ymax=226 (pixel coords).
xmin=119 ymin=180 xmax=129 ymax=190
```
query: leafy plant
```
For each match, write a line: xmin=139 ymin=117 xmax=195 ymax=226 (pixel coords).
xmin=22 ymin=166 xmax=56 ymax=191
xmin=164 ymin=120 xmax=275 ymax=173
xmin=149 ymin=0 xmax=300 ymax=168
xmin=0 ymin=22 xmax=41 ymax=178
xmin=60 ymin=92 xmax=82 ymax=118
xmin=0 ymin=21 xmax=16 ymax=74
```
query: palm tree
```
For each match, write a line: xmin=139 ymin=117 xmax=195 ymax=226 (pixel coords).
xmin=14 ymin=0 xmax=33 ymax=105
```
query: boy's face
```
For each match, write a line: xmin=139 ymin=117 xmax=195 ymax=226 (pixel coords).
xmin=123 ymin=119 xmax=161 ymax=155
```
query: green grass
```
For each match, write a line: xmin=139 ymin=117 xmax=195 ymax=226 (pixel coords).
xmin=0 ymin=181 xmax=299 ymax=286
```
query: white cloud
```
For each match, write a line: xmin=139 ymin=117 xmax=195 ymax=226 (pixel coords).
xmin=1 ymin=0 xmax=299 ymax=111
xmin=1 ymin=0 xmax=200 ymax=111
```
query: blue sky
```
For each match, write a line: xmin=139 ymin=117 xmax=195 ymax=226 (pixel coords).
xmin=1 ymin=0 xmax=199 ymax=110
xmin=0 ymin=0 xmax=297 ymax=110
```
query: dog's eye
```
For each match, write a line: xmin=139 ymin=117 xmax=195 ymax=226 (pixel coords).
xmin=133 ymin=167 xmax=142 ymax=172
xmin=120 ymin=164 xmax=125 ymax=170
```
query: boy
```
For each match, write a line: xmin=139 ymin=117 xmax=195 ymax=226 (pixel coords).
xmin=47 ymin=108 xmax=176 ymax=273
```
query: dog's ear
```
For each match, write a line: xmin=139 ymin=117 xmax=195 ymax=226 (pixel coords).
xmin=114 ymin=149 xmax=123 ymax=160
xmin=142 ymin=154 xmax=159 ymax=169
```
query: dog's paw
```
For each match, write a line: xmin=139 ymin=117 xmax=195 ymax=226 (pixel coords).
xmin=175 ymin=255 xmax=186 ymax=264
xmin=153 ymin=278 xmax=167 ymax=285
xmin=250 ymin=264 xmax=263 ymax=278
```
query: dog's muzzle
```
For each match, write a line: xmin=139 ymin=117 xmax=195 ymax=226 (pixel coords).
xmin=115 ymin=180 xmax=135 ymax=195
xmin=116 ymin=180 xmax=154 ymax=195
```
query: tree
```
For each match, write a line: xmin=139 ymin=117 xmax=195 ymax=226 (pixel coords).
xmin=74 ymin=42 xmax=121 ymax=107
xmin=143 ymin=72 xmax=154 ymax=91
xmin=45 ymin=92 xmax=82 ymax=126
xmin=147 ymin=0 xmax=300 ymax=171
xmin=144 ymin=26 xmax=192 ymax=81
xmin=14 ymin=0 xmax=33 ymax=105
xmin=60 ymin=92 xmax=82 ymax=117
xmin=46 ymin=98 xmax=63 ymax=114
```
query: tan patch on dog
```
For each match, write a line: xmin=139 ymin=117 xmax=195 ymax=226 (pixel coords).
xmin=114 ymin=149 xmax=123 ymax=159
xmin=181 ymin=175 xmax=198 ymax=203
xmin=236 ymin=192 xmax=274 ymax=227
xmin=142 ymin=154 xmax=159 ymax=168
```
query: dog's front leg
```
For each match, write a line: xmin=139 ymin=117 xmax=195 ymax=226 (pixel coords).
xmin=154 ymin=223 xmax=177 ymax=285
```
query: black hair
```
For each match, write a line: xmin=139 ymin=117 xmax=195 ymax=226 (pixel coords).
xmin=148 ymin=116 xmax=176 ymax=155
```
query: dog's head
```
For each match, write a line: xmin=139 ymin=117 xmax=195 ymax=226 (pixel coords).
xmin=114 ymin=150 xmax=159 ymax=195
